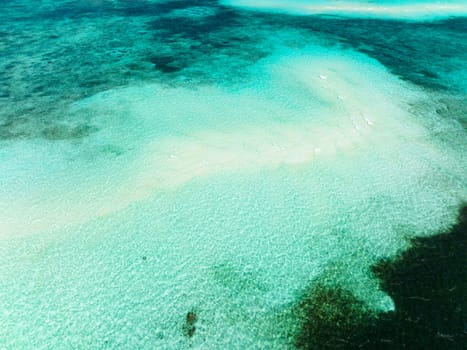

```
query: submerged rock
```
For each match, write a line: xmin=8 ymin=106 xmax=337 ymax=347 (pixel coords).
xmin=293 ymin=283 xmax=375 ymax=349
xmin=41 ymin=124 xmax=97 ymax=140
xmin=183 ymin=311 xmax=198 ymax=338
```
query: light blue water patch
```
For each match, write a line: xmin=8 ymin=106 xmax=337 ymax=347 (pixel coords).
xmin=0 ymin=159 xmax=463 ymax=348
xmin=1 ymin=43 xmax=466 ymax=348
xmin=221 ymin=0 xmax=467 ymax=20
xmin=2 ymin=44 xmax=464 ymax=237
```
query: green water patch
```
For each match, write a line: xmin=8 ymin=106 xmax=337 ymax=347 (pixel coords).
xmin=211 ymin=263 xmax=270 ymax=295
xmin=292 ymin=283 xmax=376 ymax=349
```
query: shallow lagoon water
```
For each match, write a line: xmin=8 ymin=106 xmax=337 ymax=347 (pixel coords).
xmin=1 ymin=1 xmax=466 ymax=349
xmin=222 ymin=0 xmax=467 ymax=20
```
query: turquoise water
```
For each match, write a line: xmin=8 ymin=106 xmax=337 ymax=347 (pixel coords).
xmin=1 ymin=1 xmax=466 ymax=349
xmin=221 ymin=0 xmax=467 ymax=19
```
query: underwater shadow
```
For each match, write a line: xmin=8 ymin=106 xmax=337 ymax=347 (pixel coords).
xmin=294 ymin=204 xmax=466 ymax=349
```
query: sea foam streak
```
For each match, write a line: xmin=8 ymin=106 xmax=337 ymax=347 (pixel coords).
xmin=0 ymin=47 xmax=463 ymax=238
xmin=221 ymin=0 xmax=467 ymax=20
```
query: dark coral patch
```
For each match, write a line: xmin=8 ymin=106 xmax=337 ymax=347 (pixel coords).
xmin=183 ymin=310 xmax=198 ymax=338
xmin=41 ymin=124 xmax=98 ymax=140
xmin=294 ymin=204 xmax=466 ymax=349
xmin=294 ymin=284 xmax=375 ymax=349
xmin=149 ymin=55 xmax=183 ymax=74
xmin=369 ymin=205 xmax=467 ymax=349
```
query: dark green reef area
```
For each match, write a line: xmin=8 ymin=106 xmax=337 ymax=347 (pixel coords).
xmin=295 ymin=205 xmax=466 ymax=349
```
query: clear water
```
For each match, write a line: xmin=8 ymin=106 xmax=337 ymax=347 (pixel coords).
xmin=0 ymin=1 xmax=466 ymax=349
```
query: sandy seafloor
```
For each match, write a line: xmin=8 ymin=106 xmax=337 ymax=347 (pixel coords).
xmin=0 ymin=1 xmax=466 ymax=349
